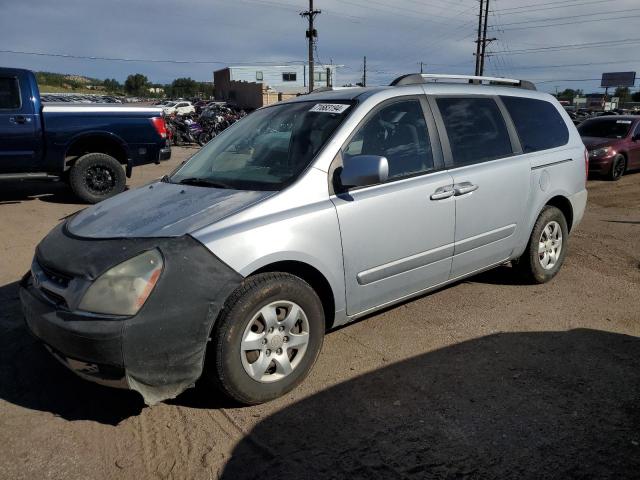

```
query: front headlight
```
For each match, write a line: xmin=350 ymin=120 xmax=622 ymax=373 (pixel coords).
xmin=78 ymin=249 xmax=163 ymax=316
xmin=589 ymin=147 xmax=612 ymax=158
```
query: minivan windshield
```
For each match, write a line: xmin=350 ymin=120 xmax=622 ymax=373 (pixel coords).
xmin=170 ymin=100 xmax=354 ymax=190
xmin=578 ymin=118 xmax=634 ymax=139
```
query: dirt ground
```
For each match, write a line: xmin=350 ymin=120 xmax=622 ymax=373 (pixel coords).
xmin=0 ymin=147 xmax=639 ymax=479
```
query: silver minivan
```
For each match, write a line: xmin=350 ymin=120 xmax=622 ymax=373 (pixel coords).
xmin=21 ymin=74 xmax=588 ymax=405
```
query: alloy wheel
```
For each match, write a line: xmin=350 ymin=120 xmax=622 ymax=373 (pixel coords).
xmin=538 ymin=220 xmax=563 ymax=270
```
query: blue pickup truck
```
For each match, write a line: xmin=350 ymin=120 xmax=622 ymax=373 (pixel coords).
xmin=0 ymin=68 xmax=170 ymax=203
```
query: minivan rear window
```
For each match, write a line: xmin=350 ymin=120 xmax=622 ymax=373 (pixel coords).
xmin=436 ymin=97 xmax=512 ymax=167
xmin=501 ymin=96 xmax=569 ymax=153
xmin=0 ymin=77 xmax=20 ymax=109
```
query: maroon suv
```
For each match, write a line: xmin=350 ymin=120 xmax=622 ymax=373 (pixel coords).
xmin=578 ymin=116 xmax=640 ymax=180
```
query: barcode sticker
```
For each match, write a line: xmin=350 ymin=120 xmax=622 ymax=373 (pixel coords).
xmin=617 ymin=120 xmax=632 ymax=124
xmin=310 ymin=103 xmax=350 ymax=114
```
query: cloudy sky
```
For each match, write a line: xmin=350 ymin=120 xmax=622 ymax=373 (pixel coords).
xmin=1 ymin=0 xmax=639 ymax=94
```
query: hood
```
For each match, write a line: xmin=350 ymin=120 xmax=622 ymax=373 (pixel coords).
xmin=67 ymin=181 xmax=273 ymax=239
xmin=581 ymin=136 xmax=621 ymax=150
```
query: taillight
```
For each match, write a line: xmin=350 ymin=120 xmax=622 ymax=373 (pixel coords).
xmin=584 ymin=147 xmax=589 ymax=186
xmin=151 ymin=117 xmax=167 ymax=139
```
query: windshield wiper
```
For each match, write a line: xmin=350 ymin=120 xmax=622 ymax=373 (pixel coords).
xmin=177 ymin=177 xmax=234 ymax=189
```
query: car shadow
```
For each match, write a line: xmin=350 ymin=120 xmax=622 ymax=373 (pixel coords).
xmin=605 ymin=220 xmax=640 ymax=225
xmin=0 ymin=181 xmax=81 ymax=205
xmin=466 ymin=263 xmax=532 ymax=286
xmin=221 ymin=328 xmax=640 ymax=479
xmin=0 ymin=281 xmax=144 ymax=424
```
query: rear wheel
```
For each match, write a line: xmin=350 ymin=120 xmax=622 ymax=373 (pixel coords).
xmin=69 ymin=153 xmax=126 ymax=204
xmin=514 ymin=206 xmax=568 ymax=284
xmin=197 ymin=131 xmax=212 ymax=146
xmin=205 ymin=273 xmax=325 ymax=405
xmin=608 ymin=154 xmax=626 ymax=181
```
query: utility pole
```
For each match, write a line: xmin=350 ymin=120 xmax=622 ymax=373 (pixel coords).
xmin=420 ymin=61 xmax=424 ymax=74
xmin=363 ymin=55 xmax=367 ymax=87
xmin=474 ymin=0 xmax=484 ymax=76
xmin=301 ymin=0 xmax=321 ymax=93
xmin=479 ymin=0 xmax=491 ymax=76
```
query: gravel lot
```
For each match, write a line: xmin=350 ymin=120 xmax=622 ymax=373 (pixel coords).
xmin=1 ymin=147 xmax=639 ymax=479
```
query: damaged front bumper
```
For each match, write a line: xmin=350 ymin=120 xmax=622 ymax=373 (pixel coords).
xmin=19 ymin=222 xmax=242 ymax=405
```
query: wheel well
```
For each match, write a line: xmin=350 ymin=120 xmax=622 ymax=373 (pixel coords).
xmin=546 ymin=195 xmax=574 ymax=232
xmin=65 ymin=135 xmax=128 ymax=168
xmin=252 ymin=261 xmax=336 ymax=330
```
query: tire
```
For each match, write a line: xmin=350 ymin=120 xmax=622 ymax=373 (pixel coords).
xmin=69 ymin=153 xmax=126 ymax=204
xmin=205 ymin=272 xmax=325 ymax=405
xmin=197 ymin=132 xmax=212 ymax=146
xmin=514 ymin=205 xmax=569 ymax=284
xmin=608 ymin=154 xmax=626 ymax=181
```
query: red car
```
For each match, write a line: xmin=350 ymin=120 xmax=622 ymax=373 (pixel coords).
xmin=578 ymin=115 xmax=640 ymax=180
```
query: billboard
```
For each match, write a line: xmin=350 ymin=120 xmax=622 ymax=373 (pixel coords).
xmin=601 ymin=72 xmax=636 ymax=88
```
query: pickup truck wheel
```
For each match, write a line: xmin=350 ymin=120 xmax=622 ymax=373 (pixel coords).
xmin=205 ymin=272 xmax=325 ymax=405
xmin=514 ymin=206 xmax=568 ymax=284
xmin=69 ymin=153 xmax=126 ymax=203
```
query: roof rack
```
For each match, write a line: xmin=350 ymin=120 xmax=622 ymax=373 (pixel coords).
xmin=390 ymin=73 xmax=536 ymax=91
xmin=310 ymin=86 xmax=360 ymax=93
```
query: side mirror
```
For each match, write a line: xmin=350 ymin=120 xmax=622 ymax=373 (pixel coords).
xmin=339 ymin=155 xmax=389 ymax=189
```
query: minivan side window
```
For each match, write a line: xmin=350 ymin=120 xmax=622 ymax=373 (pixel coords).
xmin=436 ymin=97 xmax=512 ymax=167
xmin=0 ymin=77 xmax=20 ymax=109
xmin=501 ymin=96 xmax=569 ymax=153
xmin=343 ymin=99 xmax=434 ymax=180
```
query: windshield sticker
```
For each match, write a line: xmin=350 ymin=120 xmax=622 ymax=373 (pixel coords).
xmin=310 ymin=103 xmax=350 ymax=114
xmin=616 ymin=120 xmax=632 ymax=124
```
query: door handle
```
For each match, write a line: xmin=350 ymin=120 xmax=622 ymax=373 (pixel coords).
xmin=10 ymin=115 xmax=29 ymax=125
xmin=453 ymin=182 xmax=478 ymax=196
xmin=430 ymin=185 xmax=455 ymax=200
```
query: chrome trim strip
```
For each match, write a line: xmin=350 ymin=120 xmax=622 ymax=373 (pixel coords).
xmin=531 ymin=158 xmax=573 ymax=170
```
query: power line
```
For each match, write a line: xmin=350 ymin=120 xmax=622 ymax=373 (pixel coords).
xmin=0 ymin=49 xmax=307 ymax=65
xmin=505 ymin=59 xmax=640 ymax=70
xmin=495 ymin=0 xmax=616 ymax=12
xmin=495 ymin=13 xmax=640 ymax=31
xmin=497 ymin=0 xmax=623 ymax=15
xmin=491 ymin=37 xmax=640 ymax=55
xmin=493 ymin=7 xmax=640 ymax=27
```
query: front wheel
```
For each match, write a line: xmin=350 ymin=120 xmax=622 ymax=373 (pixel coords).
xmin=68 ymin=153 xmax=126 ymax=204
xmin=608 ymin=154 xmax=626 ymax=181
xmin=205 ymin=273 xmax=325 ymax=405
xmin=514 ymin=205 xmax=569 ymax=284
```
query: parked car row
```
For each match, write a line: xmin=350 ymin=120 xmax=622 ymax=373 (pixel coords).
xmin=40 ymin=93 xmax=124 ymax=103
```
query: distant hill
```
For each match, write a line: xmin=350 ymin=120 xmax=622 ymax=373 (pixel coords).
xmin=35 ymin=71 xmax=106 ymax=93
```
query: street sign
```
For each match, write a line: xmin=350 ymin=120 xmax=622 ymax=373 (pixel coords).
xmin=601 ymin=72 xmax=636 ymax=88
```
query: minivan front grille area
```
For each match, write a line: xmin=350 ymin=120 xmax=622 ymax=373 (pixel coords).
xmin=39 ymin=263 xmax=72 ymax=289
xmin=32 ymin=260 xmax=74 ymax=309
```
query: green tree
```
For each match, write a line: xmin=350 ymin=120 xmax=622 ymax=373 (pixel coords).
xmin=169 ymin=77 xmax=198 ymax=98
xmin=557 ymin=88 xmax=583 ymax=103
xmin=124 ymin=74 xmax=150 ymax=96
xmin=614 ymin=86 xmax=631 ymax=102
xmin=103 ymin=78 xmax=122 ymax=92
xmin=632 ymin=91 xmax=640 ymax=102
